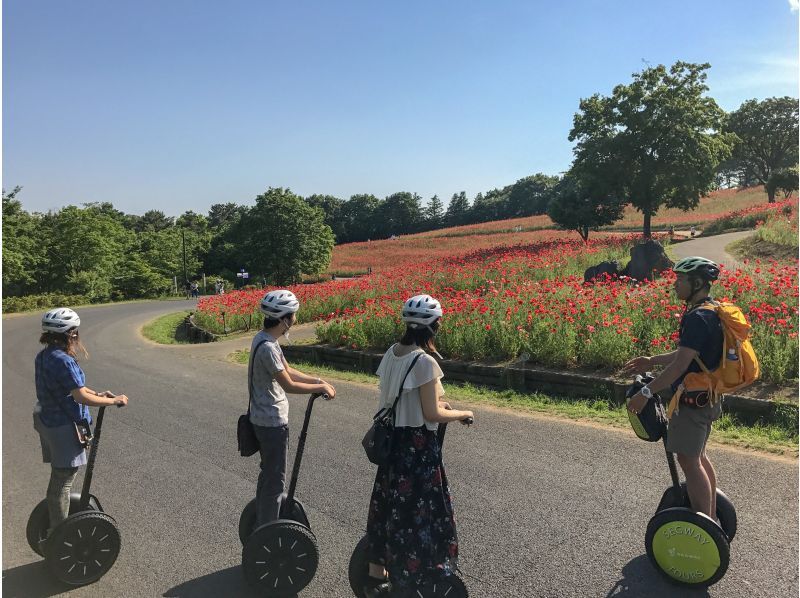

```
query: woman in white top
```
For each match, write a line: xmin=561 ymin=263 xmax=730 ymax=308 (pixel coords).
xmin=363 ymin=295 xmax=474 ymax=598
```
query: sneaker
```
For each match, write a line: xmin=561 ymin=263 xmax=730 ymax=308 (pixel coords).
xmin=362 ymin=577 xmax=392 ymax=597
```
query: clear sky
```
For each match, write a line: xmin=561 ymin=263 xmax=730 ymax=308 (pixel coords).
xmin=3 ymin=0 xmax=798 ymax=216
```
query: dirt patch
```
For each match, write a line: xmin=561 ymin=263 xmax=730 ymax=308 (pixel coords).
xmin=727 ymin=235 xmax=798 ymax=262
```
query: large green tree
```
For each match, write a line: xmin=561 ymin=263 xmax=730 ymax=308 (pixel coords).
xmin=424 ymin=195 xmax=445 ymax=229
xmin=375 ymin=192 xmax=423 ymax=238
xmin=305 ymin=194 xmax=345 ymax=241
xmin=226 ymin=188 xmax=334 ymax=284
xmin=569 ymin=61 xmax=735 ymax=237
xmin=340 ymin=194 xmax=381 ymax=242
xmin=2 ymin=187 xmax=46 ymax=295
xmin=548 ymin=174 xmax=625 ymax=241
xmin=725 ymin=97 xmax=799 ymax=201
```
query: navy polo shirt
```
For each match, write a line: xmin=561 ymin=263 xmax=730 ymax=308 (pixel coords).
xmin=673 ymin=298 xmax=724 ymax=392
xmin=35 ymin=347 xmax=91 ymax=427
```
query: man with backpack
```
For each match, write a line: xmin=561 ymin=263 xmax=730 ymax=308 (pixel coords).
xmin=622 ymin=256 xmax=758 ymax=520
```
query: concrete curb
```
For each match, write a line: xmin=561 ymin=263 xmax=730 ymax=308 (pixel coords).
xmin=281 ymin=343 xmax=796 ymax=419
xmin=185 ymin=313 xmax=221 ymax=343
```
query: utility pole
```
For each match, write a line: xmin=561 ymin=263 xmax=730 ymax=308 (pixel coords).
xmin=181 ymin=228 xmax=188 ymax=287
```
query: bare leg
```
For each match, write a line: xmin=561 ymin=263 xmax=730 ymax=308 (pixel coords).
xmin=676 ymin=453 xmax=713 ymax=517
xmin=368 ymin=563 xmax=387 ymax=579
xmin=701 ymin=452 xmax=718 ymax=518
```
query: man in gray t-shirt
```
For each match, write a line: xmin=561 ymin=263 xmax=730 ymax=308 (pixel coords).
xmin=249 ymin=290 xmax=337 ymax=527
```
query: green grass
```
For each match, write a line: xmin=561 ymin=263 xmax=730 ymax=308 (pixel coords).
xmin=228 ymin=352 xmax=798 ymax=456
xmin=141 ymin=311 xmax=192 ymax=344
xmin=726 ymin=235 xmax=799 ymax=262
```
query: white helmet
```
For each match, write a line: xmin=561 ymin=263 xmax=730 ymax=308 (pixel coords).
xmin=260 ymin=290 xmax=300 ymax=320
xmin=402 ymin=294 xmax=443 ymax=328
xmin=42 ymin=308 xmax=81 ymax=333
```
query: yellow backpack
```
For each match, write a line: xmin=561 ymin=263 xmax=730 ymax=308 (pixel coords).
xmin=668 ymin=302 xmax=760 ymax=418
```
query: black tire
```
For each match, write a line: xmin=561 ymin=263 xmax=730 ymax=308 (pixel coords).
xmin=26 ymin=494 xmax=101 ymax=557
xmin=284 ymin=498 xmax=310 ymax=528
xmin=347 ymin=535 xmax=369 ymax=598
xmin=656 ymin=484 xmax=737 ymax=542
xmin=417 ymin=574 xmax=469 ymax=597
xmin=239 ymin=499 xmax=257 ymax=546
xmin=242 ymin=520 xmax=318 ymax=596
xmin=44 ymin=511 xmax=121 ymax=586
xmin=348 ymin=535 xmax=468 ymax=598
xmin=715 ymin=489 xmax=737 ymax=542
xmin=645 ymin=507 xmax=729 ymax=588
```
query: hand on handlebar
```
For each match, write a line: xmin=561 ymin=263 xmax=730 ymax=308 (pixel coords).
xmin=113 ymin=394 xmax=128 ymax=407
xmin=320 ymin=382 xmax=336 ymax=399
xmin=460 ymin=410 xmax=474 ymax=426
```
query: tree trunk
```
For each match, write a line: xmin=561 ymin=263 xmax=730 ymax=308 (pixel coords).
xmin=767 ymin=187 xmax=776 ymax=203
xmin=578 ymin=227 xmax=589 ymax=242
xmin=643 ymin=210 xmax=652 ymax=238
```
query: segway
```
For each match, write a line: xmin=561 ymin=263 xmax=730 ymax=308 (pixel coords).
xmin=348 ymin=417 xmax=473 ymax=598
xmin=26 ymin=406 xmax=122 ymax=586
xmin=627 ymin=375 xmax=737 ymax=588
xmin=239 ymin=393 xmax=329 ymax=597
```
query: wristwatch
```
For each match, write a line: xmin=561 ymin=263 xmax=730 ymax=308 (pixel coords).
xmin=640 ymin=385 xmax=653 ymax=399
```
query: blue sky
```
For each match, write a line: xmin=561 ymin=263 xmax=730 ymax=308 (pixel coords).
xmin=3 ymin=0 xmax=798 ymax=216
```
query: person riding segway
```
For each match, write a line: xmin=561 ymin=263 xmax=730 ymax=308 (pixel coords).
xmin=237 ymin=289 xmax=337 ymax=596
xmin=353 ymin=295 xmax=473 ymax=598
xmin=623 ymin=256 xmax=759 ymax=587
xmin=28 ymin=308 xmax=129 ymax=586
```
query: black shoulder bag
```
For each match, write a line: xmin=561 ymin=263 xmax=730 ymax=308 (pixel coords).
xmin=362 ymin=352 xmax=423 ymax=466
xmin=238 ymin=339 xmax=268 ymax=457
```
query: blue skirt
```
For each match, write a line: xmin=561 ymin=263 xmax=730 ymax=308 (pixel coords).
xmin=33 ymin=413 xmax=87 ymax=468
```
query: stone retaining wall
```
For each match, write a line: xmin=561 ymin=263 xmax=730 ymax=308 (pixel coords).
xmin=281 ymin=343 xmax=793 ymax=419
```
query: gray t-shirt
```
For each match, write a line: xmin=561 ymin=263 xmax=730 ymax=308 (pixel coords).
xmin=248 ymin=331 xmax=289 ymax=427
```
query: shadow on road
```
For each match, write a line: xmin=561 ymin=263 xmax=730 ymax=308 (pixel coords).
xmin=605 ymin=554 xmax=710 ymax=597
xmin=163 ymin=565 xmax=296 ymax=598
xmin=2 ymin=561 xmax=70 ymax=598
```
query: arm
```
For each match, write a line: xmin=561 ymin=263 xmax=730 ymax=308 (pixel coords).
xmin=627 ymin=346 xmax=697 ymax=413
xmin=620 ymin=349 xmax=678 ymax=375
xmin=282 ymin=358 xmax=325 ymax=385
xmin=419 ymin=379 xmax=473 ymax=423
xmin=273 ymin=369 xmax=335 ymax=398
xmin=71 ymin=387 xmax=128 ymax=407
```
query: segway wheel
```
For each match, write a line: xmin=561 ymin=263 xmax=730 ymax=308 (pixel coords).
xmin=348 ymin=535 xmax=369 ymax=598
xmin=418 ymin=574 xmax=469 ymax=597
xmin=283 ymin=498 xmax=310 ymax=528
xmin=45 ymin=511 xmax=121 ymax=586
xmin=645 ymin=507 xmax=729 ymax=588
xmin=242 ymin=519 xmax=318 ymax=596
xmin=238 ymin=499 xmax=257 ymax=546
xmin=655 ymin=484 xmax=737 ymax=542
xmin=26 ymin=494 xmax=102 ymax=557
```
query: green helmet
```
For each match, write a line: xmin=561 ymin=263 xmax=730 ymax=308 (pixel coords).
xmin=672 ymin=256 xmax=720 ymax=281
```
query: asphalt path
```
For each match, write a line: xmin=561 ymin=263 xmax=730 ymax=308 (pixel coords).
xmin=672 ymin=230 xmax=754 ymax=269
xmin=3 ymin=300 xmax=798 ymax=598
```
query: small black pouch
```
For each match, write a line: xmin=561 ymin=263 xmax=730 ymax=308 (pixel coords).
xmin=625 ymin=373 xmax=668 ymax=442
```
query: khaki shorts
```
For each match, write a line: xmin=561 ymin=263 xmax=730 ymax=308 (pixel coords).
xmin=665 ymin=400 xmax=722 ymax=457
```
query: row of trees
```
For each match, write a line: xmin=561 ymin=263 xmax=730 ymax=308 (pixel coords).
xmin=2 ymin=187 xmax=332 ymax=299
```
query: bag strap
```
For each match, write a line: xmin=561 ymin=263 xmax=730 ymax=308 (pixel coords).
xmin=384 ymin=352 xmax=424 ymax=421
xmin=247 ymin=339 xmax=270 ymax=415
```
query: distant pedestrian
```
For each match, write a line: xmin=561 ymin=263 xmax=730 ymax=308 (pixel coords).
xmin=190 ymin=281 xmax=199 ymax=298
xmin=690 ymin=226 xmax=697 ymax=238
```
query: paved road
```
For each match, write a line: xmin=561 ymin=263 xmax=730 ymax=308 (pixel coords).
xmin=3 ymin=301 xmax=798 ymax=597
xmin=672 ymin=230 xmax=754 ymax=269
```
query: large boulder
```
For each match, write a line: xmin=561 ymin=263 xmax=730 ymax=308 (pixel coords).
xmin=584 ymin=260 xmax=621 ymax=283
xmin=621 ymin=239 xmax=673 ymax=281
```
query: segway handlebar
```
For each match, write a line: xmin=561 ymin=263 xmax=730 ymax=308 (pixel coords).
xmin=286 ymin=393 xmax=329 ymax=504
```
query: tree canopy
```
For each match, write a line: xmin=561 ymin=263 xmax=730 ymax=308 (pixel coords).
xmin=569 ymin=61 xmax=735 ymax=237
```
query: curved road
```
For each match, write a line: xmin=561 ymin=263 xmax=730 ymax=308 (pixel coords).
xmin=672 ymin=230 xmax=754 ymax=269
xmin=3 ymin=301 xmax=798 ymax=597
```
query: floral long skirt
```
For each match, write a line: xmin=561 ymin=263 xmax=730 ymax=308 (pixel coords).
xmin=366 ymin=425 xmax=459 ymax=592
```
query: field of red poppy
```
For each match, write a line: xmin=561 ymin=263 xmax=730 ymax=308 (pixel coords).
xmin=329 ymin=186 xmax=786 ymax=275
xmin=195 ymin=232 xmax=798 ymax=384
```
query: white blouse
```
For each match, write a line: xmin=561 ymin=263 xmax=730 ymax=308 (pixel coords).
xmin=375 ymin=344 xmax=444 ymax=431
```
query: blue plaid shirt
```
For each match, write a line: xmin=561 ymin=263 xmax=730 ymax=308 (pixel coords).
xmin=35 ymin=347 xmax=91 ymax=427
